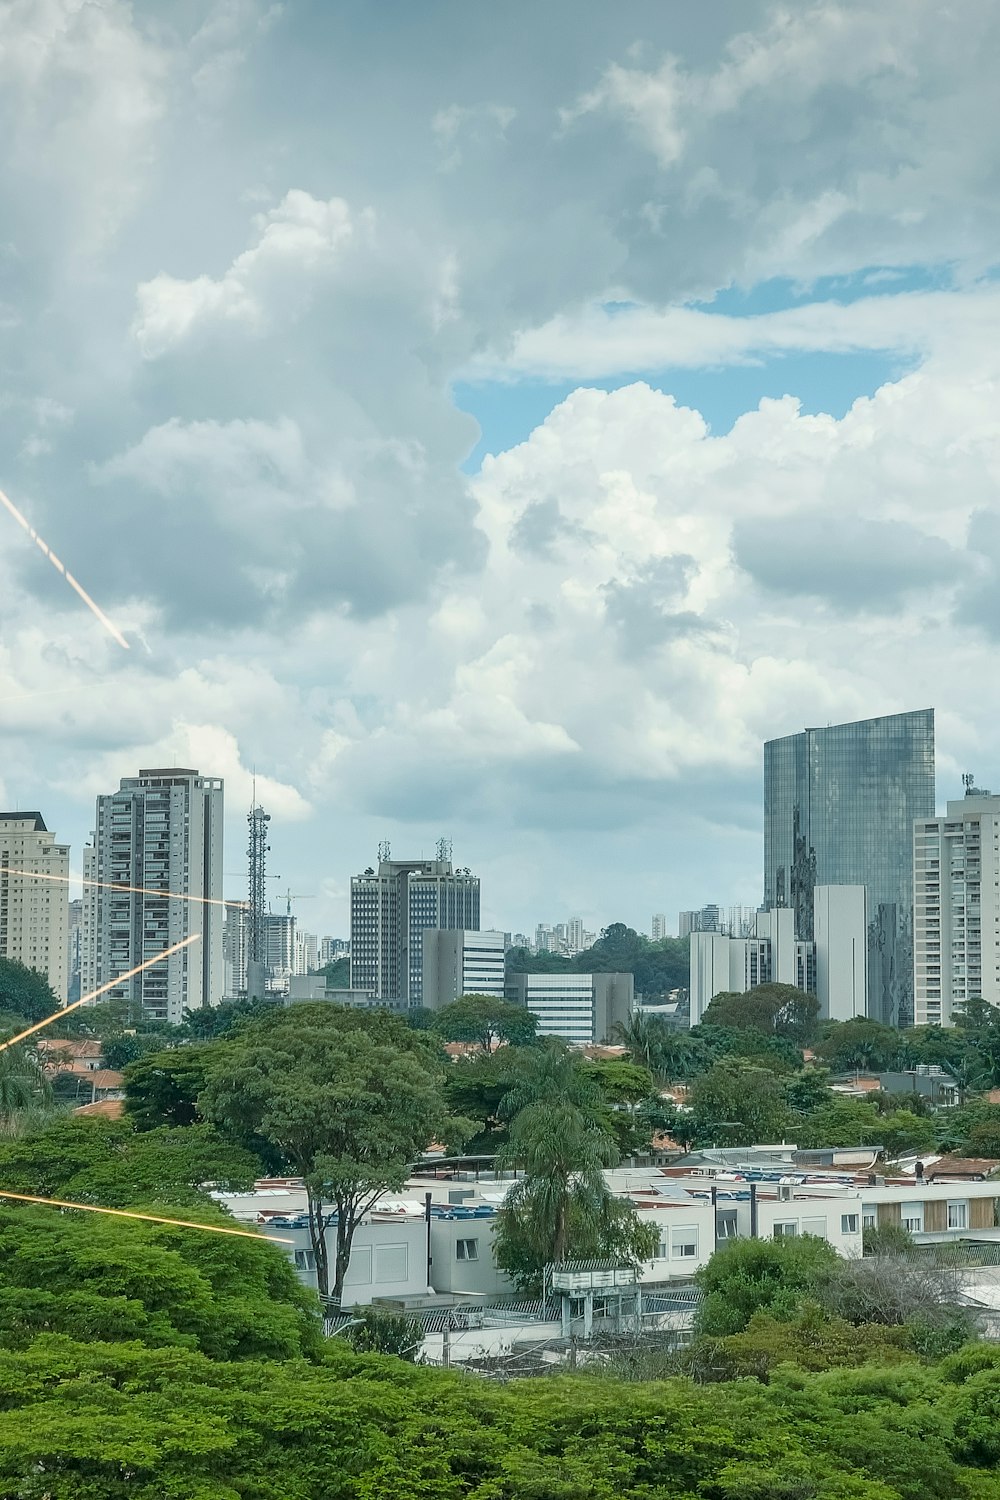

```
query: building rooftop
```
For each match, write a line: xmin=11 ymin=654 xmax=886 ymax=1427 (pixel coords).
xmin=0 ymin=811 xmax=47 ymax=830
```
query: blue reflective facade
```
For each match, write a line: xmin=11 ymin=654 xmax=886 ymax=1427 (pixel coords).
xmin=764 ymin=709 xmax=935 ymax=1026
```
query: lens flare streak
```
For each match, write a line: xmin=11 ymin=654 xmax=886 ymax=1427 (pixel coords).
xmin=0 ymin=1189 xmax=293 ymax=1243
xmin=0 ymin=485 xmax=129 ymax=649
xmin=1 ymin=867 xmax=243 ymax=911
xmin=0 ymin=934 xmax=201 ymax=1052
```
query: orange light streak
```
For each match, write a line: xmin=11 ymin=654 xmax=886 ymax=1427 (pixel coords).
xmin=0 ymin=934 xmax=200 ymax=1052
xmin=1 ymin=867 xmax=243 ymax=911
xmin=0 ymin=1189 xmax=293 ymax=1243
xmin=0 ymin=485 xmax=129 ymax=650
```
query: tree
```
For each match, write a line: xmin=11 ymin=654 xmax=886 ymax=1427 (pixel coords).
xmin=821 ymin=1253 xmax=978 ymax=1346
xmin=688 ymin=1058 xmax=791 ymax=1146
xmin=441 ymin=1050 xmax=517 ymax=1151
xmin=0 ymin=956 xmax=60 ymax=1027
xmin=876 ymin=1109 xmax=936 ymax=1159
xmin=615 ymin=1012 xmax=694 ymax=1083
xmin=340 ymin=1306 xmax=424 ymax=1360
xmin=492 ymin=1046 xmax=657 ymax=1289
xmin=784 ymin=1066 xmax=833 ymax=1114
xmin=702 ymin=984 xmax=820 ymax=1045
xmin=0 ymin=1042 xmax=53 ymax=1136
xmin=695 ymin=1234 xmax=840 ymax=1336
xmin=318 ymin=957 xmax=350 ymax=987
xmin=181 ymin=998 xmax=277 ymax=1041
xmin=796 ymin=1096 xmax=883 ymax=1149
xmin=199 ymin=1004 xmax=470 ymax=1304
xmin=0 ymin=1203 xmax=319 ymax=1360
xmin=123 ymin=1044 xmax=218 ymax=1130
xmin=0 ymin=1116 xmax=262 ymax=1208
xmin=431 ymin=994 xmax=539 ymax=1052
xmin=815 ymin=1017 xmax=901 ymax=1073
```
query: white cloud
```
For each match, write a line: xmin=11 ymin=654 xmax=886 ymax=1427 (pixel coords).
xmin=133 ymin=190 xmax=363 ymax=356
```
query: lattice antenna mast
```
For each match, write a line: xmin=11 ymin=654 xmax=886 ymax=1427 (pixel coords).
xmin=247 ymin=791 xmax=271 ymax=972
xmin=436 ymin=836 xmax=452 ymax=864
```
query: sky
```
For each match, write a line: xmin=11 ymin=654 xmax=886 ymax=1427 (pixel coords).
xmin=1 ymin=1 xmax=999 ymax=943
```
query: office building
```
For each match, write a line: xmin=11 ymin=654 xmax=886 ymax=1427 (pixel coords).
xmin=422 ymin=928 xmax=506 ymax=1009
xmin=350 ymin=850 xmax=480 ymax=1006
xmin=505 ymin=971 xmax=633 ymax=1045
xmin=319 ymin=936 xmax=349 ymax=965
xmin=689 ymin=887 xmax=867 ymax=1025
xmin=295 ymin=930 xmax=319 ymax=975
xmin=913 ymin=783 xmax=1000 ymax=1026
xmin=764 ymin=709 xmax=934 ymax=1026
xmin=82 ymin=768 xmax=224 ymax=1024
xmin=0 ymin=812 xmax=70 ymax=1001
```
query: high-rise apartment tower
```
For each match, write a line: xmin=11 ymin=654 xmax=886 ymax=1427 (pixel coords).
xmin=764 ymin=709 xmax=934 ymax=1026
xmin=0 ymin=812 xmax=70 ymax=1001
xmin=82 ymin=768 xmax=224 ymax=1024
xmin=913 ymin=781 xmax=1000 ymax=1026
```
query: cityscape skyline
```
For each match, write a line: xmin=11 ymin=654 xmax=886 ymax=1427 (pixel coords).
xmin=1 ymin=7 xmax=997 ymax=966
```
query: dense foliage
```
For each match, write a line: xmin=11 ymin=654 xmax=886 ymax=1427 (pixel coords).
xmin=508 ymin=922 xmax=689 ymax=998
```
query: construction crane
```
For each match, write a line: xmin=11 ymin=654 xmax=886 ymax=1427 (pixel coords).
xmin=285 ymin=889 xmax=316 ymax=916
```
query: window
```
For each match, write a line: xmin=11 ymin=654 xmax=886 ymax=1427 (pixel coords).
xmin=841 ymin=1214 xmax=860 ymax=1235
xmin=670 ymin=1226 xmax=699 ymax=1259
xmin=374 ymin=1244 xmax=408 ymax=1282
xmin=293 ymin=1248 xmax=316 ymax=1271
xmin=655 ymin=1237 xmax=669 ymax=1260
xmin=773 ymin=1221 xmax=798 ymax=1239
xmin=947 ymin=1200 xmax=968 ymax=1230
xmin=456 ymin=1238 xmax=479 ymax=1261
xmin=716 ymin=1212 xmax=739 ymax=1240
xmin=901 ymin=1202 xmax=924 ymax=1234
xmin=801 ymin=1216 xmax=828 ymax=1238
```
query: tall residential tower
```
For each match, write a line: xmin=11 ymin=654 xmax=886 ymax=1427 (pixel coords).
xmin=0 ymin=812 xmax=70 ymax=1001
xmin=82 ymin=768 xmax=224 ymax=1024
xmin=763 ymin=709 xmax=935 ymax=1026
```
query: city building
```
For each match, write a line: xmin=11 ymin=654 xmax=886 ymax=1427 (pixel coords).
xmin=651 ymin=914 xmax=669 ymax=941
xmin=295 ymin=929 xmax=319 ymax=975
xmin=422 ymin=928 xmax=506 ymax=1009
xmin=678 ymin=905 xmax=720 ymax=938
xmin=350 ymin=847 xmax=480 ymax=1006
xmin=81 ymin=768 xmax=224 ymax=1024
xmin=764 ymin=709 xmax=935 ymax=1026
xmin=222 ymin=900 xmax=247 ymax=1000
xmin=319 ymin=936 xmax=350 ymax=965
xmin=0 ymin=812 xmax=70 ymax=1001
xmin=689 ymin=887 xmax=867 ymax=1025
xmin=913 ymin=782 xmax=1000 ymax=1026
xmin=67 ymin=898 xmax=82 ymax=1003
xmin=505 ymin=971 xmax=633 ymax=1044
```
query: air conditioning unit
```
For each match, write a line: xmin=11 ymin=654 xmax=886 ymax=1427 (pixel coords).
xmin=778 ymin=1182 xmax=794 ymax=1202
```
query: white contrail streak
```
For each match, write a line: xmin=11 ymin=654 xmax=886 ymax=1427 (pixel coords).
xmin=0 ymin=485 xmax=129 ymax=649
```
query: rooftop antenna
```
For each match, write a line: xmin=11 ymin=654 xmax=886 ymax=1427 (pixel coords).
xmin=963 ymin=772 xmax=975 ymax=796
xmin=247 ymin=778 xmax=271 ymax=996
xmin=436 ymin=836 xmax=452 ymax=863
xmin=378 ymin=839 xmax=391 ymax=863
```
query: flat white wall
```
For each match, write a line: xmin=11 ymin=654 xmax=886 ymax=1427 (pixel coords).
xmin=814 ymin=884 xmax=868 ymax=1021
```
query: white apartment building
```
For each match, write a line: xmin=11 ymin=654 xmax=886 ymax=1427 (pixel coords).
xmin=504 ymin=971 xmax=633 ymax=1044
xmin=689 ymin=887 xmax=867 ymax=1024
xmin=914 ymin=788 xmax=1000 ymax=1026
xmin=0 ymin=812 xmax=70 ymax=1001
xmin=651 ymin=914 xmax=669 ymax=941
xmin=422 ymin=928 xmax=506 ymax=1008
xmin=82 ymin=768 xmax=224 ymax=1024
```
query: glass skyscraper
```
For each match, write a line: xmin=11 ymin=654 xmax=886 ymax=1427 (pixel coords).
xmin=764 ymin=709 xmax=935 ymax=1026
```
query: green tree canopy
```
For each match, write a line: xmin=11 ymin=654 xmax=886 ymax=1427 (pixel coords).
xmin=815 ymin=1017 xmax=902 ymax=1073
xmin=0 ymin=1204 xmax=318 ymax=1361
xmin=695 ymin=1233 xmax=840 ymax=1336
xmin=688 ymin=1057 xmax=792 ymax=1146
xmin=0 ymin=956 xmax=60 ymax=1029
xmin=199 ymin=1004 xmax=470 ymax=1303
xmin=702 ymin=983 xmax=821 ymax=1044
xmin=430 ymin=993 xmax=539 ymax=1052
xmin=0 ymin=1116 xmax=262 ymax=1209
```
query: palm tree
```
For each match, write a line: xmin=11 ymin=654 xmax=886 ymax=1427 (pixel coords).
xmin=615 ymin=1013 xmax=690 ymax=1084
xmin=0 ymin=1044 xmax=54 ymax=1137
xmin=493 ymin=1043 xmax=658 ymax=1288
